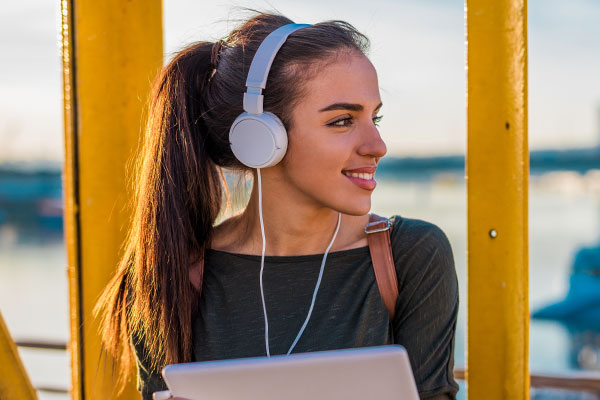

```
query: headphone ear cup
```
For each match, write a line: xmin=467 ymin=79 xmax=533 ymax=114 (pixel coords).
xmin=229 ymin=112 xmax=288 ymax=168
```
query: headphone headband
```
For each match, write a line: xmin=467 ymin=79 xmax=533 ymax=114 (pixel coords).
xmin=243 ymin=23 xmax=311 ymax=115
xmin=230 ymin=23 xmax=310 ymax=169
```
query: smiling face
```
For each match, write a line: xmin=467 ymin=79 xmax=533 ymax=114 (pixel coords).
xmin=275 ymin=50 xmax=387 ymax=216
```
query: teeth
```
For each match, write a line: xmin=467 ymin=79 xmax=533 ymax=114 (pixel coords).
xmin=343 ymin=171 xmax=374 ymax=180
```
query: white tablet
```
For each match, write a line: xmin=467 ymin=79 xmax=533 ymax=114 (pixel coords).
xmin=154 ymin=345 xmax=419 ymax=400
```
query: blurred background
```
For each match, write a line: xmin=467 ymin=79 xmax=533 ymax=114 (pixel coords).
xmin=1 ymin=0 xmax=599 ymax=399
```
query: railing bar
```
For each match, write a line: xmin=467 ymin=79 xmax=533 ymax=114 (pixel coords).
xmin=15 ymin=340 xmax=67 ymax=350
xmin=36 ymin=386 xmax=70 ymax=394
xmin=530 ymin=374 xmax=600 ymax=392
xmin=31 ymin=371 xmax=600 ymax=395
xmin=16 ymin=360 xmax=600 ymax=393
xmin=454 ymin=368 xmax=600 ymax=392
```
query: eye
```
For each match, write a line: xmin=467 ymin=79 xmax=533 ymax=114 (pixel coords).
xmin=328 ymin=116 xmax=353 ymax=127
xmin=327 ymin=115 xmax=384 ymax=128
xmin=373 ymin=115 xmax=383 ymax=127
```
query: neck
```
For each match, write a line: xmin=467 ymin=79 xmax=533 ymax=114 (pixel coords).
xmin=236 ymin=171 xmax=342 ymax=256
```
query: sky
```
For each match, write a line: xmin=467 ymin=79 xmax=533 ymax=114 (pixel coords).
xmin=0 ymin=0 xmax=599 ymax=162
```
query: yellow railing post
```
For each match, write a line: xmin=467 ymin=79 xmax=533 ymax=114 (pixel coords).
xmin=466 ymin=0 xmax=529 ymax=399
xmin=0 ymin=310 xmax=37 ymax=400
xmin=60 ymin=0 xmax=163 ymax=398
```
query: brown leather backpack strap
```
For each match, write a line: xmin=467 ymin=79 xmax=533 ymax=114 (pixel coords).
xmin=189 ymin=248 xmax=204 ymax=293
xmin=366 ymin=213 xmax=398 ymax=320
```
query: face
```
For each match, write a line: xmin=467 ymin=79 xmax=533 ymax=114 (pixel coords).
xmin=276 ymin=51 xmax=387 ymax=215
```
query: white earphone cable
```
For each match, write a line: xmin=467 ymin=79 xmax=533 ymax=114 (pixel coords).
xmin=257 ymin=168 xmax=341 ymax=357
xmin=257 ymin=168 xmax=270 ymax=357
xmin=287 ymin=211 xmax=341 ymax=355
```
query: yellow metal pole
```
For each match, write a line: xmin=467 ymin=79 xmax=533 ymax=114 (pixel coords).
xmin=61 ymin=0 xmax=163 ymax=398
xmin=466 ymin=0 xmax=529 ymax=399
xmin=0 ymin=311 xmax=37 ymax=399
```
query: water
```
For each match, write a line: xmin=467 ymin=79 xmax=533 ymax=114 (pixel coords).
xmin=0 ymin=234 xmax=69 ymax=399
xmin=1 ymin=172 xmax=599 ymax=399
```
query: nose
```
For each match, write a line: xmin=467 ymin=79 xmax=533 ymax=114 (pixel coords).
xmin=357 ymin=119 xmax=387 ymax=162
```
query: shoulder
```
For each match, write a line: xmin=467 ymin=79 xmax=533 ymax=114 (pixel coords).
xmin=387 ymin=215 xmax=456 ymax=291
xmin=389 ymin=215 xmax=453 ymax=256
xmin=210 ymin=213 xmax=245 ymax=252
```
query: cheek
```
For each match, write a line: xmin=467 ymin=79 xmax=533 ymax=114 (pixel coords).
xmin=284 ymin=131 xmax=346 ymax=181
xmin=280 ymin=131 xmax=372 ymax=214
xmin=281 ymin=131 xmax=368 ymax=211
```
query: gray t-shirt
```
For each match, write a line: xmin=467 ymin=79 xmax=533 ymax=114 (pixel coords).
xmin=134 ymin=215 xmax=460 ymax=399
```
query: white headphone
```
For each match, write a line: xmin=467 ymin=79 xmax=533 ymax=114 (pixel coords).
xmin=228 ymin=23 xmax=311 ymax=168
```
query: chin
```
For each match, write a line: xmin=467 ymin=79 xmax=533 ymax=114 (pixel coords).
xmin=334 ymin=197 xmax=372 ymax=216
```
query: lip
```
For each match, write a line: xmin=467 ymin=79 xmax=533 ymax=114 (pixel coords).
xmin=342 ymin=170 xmax=377 ymax=191
xmin=341 ymin=166 xmax=377 ymax=174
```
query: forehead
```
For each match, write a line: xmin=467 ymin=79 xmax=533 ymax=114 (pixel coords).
xmin=298 ymin=52 xmax=381 ymax=111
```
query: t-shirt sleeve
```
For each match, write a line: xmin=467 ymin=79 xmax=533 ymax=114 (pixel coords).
xmin=131 ymin=329 xmax=168 ymax=400
xmin=389 ymin=216 xmax=460 ymax=400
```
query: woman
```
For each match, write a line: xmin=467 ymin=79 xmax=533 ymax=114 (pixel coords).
xmin=96 ymin=12 xmax=459 ymax=400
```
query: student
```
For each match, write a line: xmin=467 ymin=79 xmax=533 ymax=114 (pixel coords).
xmin=96 ymin=12 xmax=459 ymax=400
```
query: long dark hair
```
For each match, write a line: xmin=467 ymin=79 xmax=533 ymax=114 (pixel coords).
xmin=95 ymin=11 xmax=370 ymax=388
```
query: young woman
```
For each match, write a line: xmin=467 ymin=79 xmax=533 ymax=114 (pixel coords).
xmin=96 ymin=12 xmax=459 ymax=400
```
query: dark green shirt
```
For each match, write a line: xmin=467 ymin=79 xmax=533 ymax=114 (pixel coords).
xmin=134 ymin=215 xmax=460 ymax=399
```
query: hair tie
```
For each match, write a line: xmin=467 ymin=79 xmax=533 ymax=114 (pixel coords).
xmin=210 ymin=40 xmax=224 ymax=70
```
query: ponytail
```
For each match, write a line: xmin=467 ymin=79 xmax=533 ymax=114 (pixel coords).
xmin=95 ymin=41 xmax=223 ymax=389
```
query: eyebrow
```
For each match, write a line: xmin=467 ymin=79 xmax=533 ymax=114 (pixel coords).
xmin=318 ymin=102 xmax=383 ymax=113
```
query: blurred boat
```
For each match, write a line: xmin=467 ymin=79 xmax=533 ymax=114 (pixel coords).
xmin=533 ymin=245 xmax=600 ymax=372
xmin=532 ymin=246 xmax=600 ymax=327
